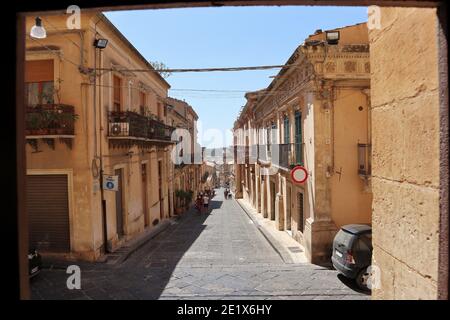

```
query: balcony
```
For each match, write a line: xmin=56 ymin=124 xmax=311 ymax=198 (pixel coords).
xmin=25 ymin=104 xmax=77 ymax=150
xmin=277 ymin=143 xmax=291 ymax=169
xmin=175 ymin=162 xmax=186 ymax=170
xmin=26 ymin=104 xmax=76 ymax=136
xmin=257 ymin=143 xmax=304 ymax=169
xmin=257 ymin=144 xmax=271 ymax=164
xmin=149 ymin=118 xmax=174 ymax=141
xmin=108 ymin=111 xmax=175 ymax=147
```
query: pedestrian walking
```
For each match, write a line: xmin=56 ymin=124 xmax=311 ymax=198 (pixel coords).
xmin=195 ymin=195 xmax=203 ymax=214
xmin=224 ymin=189 xmax=228 ymax=199
xmin=203 ymin=194 xmax=209 ymax=213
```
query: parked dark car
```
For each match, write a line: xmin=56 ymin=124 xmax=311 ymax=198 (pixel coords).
xmin=28 ymin=249 xmax=42 ymax=278
xmin=332 ymin=224 xmax=372 ymax=291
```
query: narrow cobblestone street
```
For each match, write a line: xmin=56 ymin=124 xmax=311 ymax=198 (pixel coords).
xmin=31 ymin=190 xmax=369 ymax=300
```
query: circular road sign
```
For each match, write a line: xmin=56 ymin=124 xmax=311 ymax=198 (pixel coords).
xmin=291 ymin=166 xmax=308 ymax=184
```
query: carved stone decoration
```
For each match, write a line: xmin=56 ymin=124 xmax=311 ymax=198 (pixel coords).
xmin=325 ymin=62 xmax=337 ymax=73
xmin=341 ymin=44 xmax=370 ymax=53
xmin=365 ymin=62 xmax=371 ymax=73
xmin=344 ymin=61 xmax=357 ymax=73
xmin=314 ymin=63 xmax=323 ymax=74
xmin=298 ymin=95 xmax=305 ymax=108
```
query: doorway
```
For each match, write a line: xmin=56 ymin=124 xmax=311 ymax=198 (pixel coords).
xmin=270 ymin=180 xmax=276 ymax=220
xmin=286 ymin=185 xmax=292 ymax=232
xmin=115 ymin=168 xmax=124 ymax=238
xmin=141 ymin=163 xmax=149 ymax=227
xmin=158 ymin=160 xmax=164 ymax=220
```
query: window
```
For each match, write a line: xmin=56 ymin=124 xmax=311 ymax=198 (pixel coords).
xmin=335 ymin=229 xmax=354 ymax=248
xmin=139 ymin=91 xmax=146 ymax=115
xmin=113 ymin=75 xmax=122 ymax=112
xmin=25 ymin=60 xmax=54 ymax=106
xmin=26 ymin=82 xmax=54 ymax=106
xmin=358 ymin=143 xmax=371 ymax=176
xmin=157 ymin=103 xmax=163 ymax=120
xmin=297 ymin=192 xmax=304 ymax=232
xmin=271 ymin=122 xmax=277 ymax=143
xmin=283 ymin=115 xmax=290 ymax=144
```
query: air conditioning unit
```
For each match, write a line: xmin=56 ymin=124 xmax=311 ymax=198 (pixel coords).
xmin=109 ymin=122 xmax=129 ymax=136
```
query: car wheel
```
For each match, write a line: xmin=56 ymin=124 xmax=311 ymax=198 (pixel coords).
xmin=355 ymin=266 xmax=371 ymax=291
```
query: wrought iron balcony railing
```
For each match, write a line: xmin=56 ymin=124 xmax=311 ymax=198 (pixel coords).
xmin=108 ymin=111 xmax=174 ymax=142
xmin=278 ymin=143 xmax=291 ymax=169
xmin=25 ymin=104 xmax=77 ymax=136
xmin=258 ymin=144 xmax=270 ymax=163
xmin=256 ymin=143 xmax=304 ymax=168
xmin=148 ymin=118 xmax=174 ymax=141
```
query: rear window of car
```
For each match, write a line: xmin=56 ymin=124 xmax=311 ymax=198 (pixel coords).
xmin=358 ymin=233 xmax=373 ymax=250
xmin=335 ymin=230 xmax=354 ymax=247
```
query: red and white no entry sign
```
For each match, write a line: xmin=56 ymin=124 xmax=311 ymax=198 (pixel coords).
xmin=291 ymin=166 xmax=308 ymax=184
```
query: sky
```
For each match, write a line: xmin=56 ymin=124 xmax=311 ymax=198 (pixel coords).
xmin=105 ymin=6 xmax=368 ymax=148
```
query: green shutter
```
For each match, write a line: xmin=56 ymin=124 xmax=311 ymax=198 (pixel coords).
xmin=284 ymin=116 xmax=290 ymax=144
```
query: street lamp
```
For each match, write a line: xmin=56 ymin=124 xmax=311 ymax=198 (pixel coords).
xmin=30 ymin=17 xmax=46 ymax=39
xmin=93 ymin=38 xmax=109 ymax=49
xmin=326 ymin=31 xmax=340 ymax=45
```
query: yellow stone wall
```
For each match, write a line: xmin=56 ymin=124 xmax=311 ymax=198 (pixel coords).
xmin=369 ymin=7 xmax=441 ymax=299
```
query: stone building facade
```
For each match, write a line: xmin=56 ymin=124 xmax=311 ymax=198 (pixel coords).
xmin=24 ymin=13 xmax=178 ymax=260
xmin=233 ymin=23 xmax=373 ymax=264
xmin=166 ymin=97 xmax=202 ymax=212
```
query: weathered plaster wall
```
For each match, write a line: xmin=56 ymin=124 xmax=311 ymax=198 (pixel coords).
xmin=331 ymin=88 xmax=372 ymax=228
xmin=25 ymin=13 xmax=173 ymax=259
xmin=25 ymin=15 xmax=101 ymax=260
xmin=369 ymin=7 xmax=441 ymax=299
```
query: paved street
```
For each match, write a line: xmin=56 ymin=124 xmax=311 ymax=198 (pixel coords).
xmin=31 ymin=190 xmax=369 ymax=300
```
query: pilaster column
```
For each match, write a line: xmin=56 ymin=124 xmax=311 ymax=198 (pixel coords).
xmin=289 ymin=106 xmax=296 ymax=164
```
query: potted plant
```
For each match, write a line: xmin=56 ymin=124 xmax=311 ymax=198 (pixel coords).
xmin=34 ymin=111 xmax=49 ymax=135
xmin=57 ymin=111 xmax=79 ymax=135
xmin=175 ymin=189 xmax=185 ymax=214
xmin=184 ymin=190 xmax=194 ymax=209
xmin=26 ymin=113 xmax=41 ymax=135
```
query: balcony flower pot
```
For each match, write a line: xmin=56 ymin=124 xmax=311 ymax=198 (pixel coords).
xmin=56 ymin=128 xmax=68 ymax=135
xmin=34 ymin=129 xmax=48 ymax=135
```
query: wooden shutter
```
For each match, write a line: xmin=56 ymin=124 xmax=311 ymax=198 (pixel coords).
xmin=25 ymin=60 xmax=54 ymax=83
xmin=139 ymin=91 xmax=146 ymax=114
xmin=113 ymin=76 xmax=122 ymax=111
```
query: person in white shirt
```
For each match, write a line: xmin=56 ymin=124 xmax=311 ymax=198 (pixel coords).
xmin=203 ymin=195 xmax=209 ymax=213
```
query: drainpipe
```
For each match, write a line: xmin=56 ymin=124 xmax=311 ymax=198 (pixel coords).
xmin=92 ymin=16 xmax=109 ymax=254
xmin=98 ymin=47 xmax=109 ymax=254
